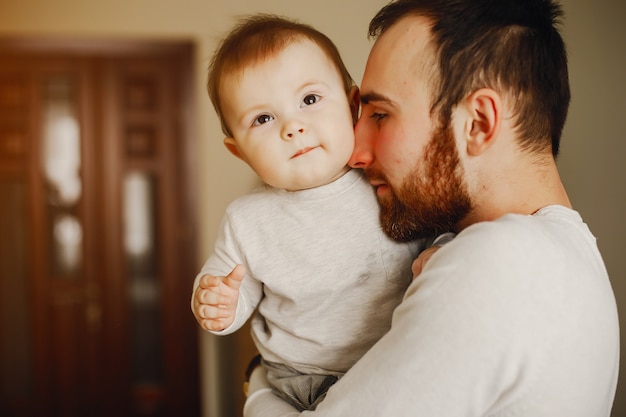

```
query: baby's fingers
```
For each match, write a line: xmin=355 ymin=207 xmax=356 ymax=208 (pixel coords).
xmin=201 ymin=317 xmax=232 ymax=332
xmin=198 ymin=304 xmax=233 ymax=332
xmin=198 ymin=303 xmax=231 ymax=320
xmin=196 ymin=287 xmax=230 ymax=306
xmin=224 ymin=265 xmax=246 ymax=290
xmin=198 ymin=274 xmax=223 ymax=289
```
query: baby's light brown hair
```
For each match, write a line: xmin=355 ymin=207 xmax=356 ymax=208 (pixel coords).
xmin=208 ymin=14 xmax=355 ymax=137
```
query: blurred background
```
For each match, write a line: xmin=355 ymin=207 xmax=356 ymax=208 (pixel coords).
xmin=0 ymin=1 xmax=623 ymax=416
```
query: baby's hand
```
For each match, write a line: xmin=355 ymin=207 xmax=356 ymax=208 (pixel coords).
xmin=192 ymin=264 xmax=245 ymax=331
xmin=412 ymin=233 xmax=455 ymax=278
xmin=411 ymin=246 xmax=440 ymax=279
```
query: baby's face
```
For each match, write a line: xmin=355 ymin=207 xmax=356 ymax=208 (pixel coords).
xmin=221 ymin=39 xmax=355 ymax=191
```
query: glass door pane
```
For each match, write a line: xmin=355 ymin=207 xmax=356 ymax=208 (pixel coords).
xmin=41 ymin=76 xmax=83 ymax=278
xmin=123 ymin=171 xmax=164 ymax=414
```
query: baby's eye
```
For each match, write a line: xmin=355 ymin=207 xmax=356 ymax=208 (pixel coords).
xmin=301 ymin=94 xmax=321 ymax=107
xmin=252 ymin=114 xmax=274 ymax=126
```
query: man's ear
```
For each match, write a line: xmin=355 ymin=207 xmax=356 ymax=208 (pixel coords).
xmin=463 ymin=88 xmax=501 ymax=156
xmin=348 ymin=86 xmax=360 ymax=125
xmin=223 ymin=137 xmax=245 ymax=161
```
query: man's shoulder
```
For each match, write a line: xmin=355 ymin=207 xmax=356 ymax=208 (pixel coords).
xmin=458 ymin=208 xmax=582 ymax=249
xmin=440 ymin=213 xmax=570 ymax=277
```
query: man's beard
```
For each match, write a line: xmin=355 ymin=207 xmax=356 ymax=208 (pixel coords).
xmin=368 ymin=122 xmax=472 ymax=242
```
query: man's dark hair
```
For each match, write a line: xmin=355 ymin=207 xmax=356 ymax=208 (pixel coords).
xmin=370 ymin=0 xmax=570 ymax=157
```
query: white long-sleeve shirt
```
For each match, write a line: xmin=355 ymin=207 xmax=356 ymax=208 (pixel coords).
xmin=195 ymin=169 xmax=424 ymax=375
xmin=245 ymin=205 xmax=620 ymax=417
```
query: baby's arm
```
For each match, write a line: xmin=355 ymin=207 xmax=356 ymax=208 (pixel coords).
xmin=192 ymin=264 xmax=246 ymax=331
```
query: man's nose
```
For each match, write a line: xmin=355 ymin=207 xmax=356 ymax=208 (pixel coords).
xmin=348 ymin=117 xmax=374 ymax=168
xmin=281 ymin=120 xmax=305 ymax=141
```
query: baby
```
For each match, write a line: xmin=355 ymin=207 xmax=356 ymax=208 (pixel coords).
xmin=191 ymin=14 xmax=431 ymax=411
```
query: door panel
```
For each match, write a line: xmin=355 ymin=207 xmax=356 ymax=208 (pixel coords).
xmin=0 ymin=41 xmax=199 ymax=417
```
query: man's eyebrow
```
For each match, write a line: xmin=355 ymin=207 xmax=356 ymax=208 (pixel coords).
xmin=360 ymin=92 xmax=394 ymax=106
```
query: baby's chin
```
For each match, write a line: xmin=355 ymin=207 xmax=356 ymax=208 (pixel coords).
xmin=272 ymin=164 xmax=349 ymax=191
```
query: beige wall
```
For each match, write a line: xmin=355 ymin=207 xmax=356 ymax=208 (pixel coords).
xmin=0 ymin=1 xmax=624 ymax=416
xmin=559 ymin=2 xmax=626 ymax=415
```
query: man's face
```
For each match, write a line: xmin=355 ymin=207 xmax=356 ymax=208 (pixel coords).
xmin=349 ymin=15 xmax=472 ymax=240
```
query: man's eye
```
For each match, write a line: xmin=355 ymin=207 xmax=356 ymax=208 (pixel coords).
xmin=370 ymin=112 xmax=387 ymax=122
xmin=253 ymin=114 xmax=274 ymax=126
xmin=301 ymin=94 xmax=321 ymax=107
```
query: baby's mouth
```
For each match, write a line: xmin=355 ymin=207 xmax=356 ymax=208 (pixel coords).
xmin=291 ymin=146 xmax=318 ymax=159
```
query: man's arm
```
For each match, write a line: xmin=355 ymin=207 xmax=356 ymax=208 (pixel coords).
xmin=246 ymin=224 xmax=559 ymax=416
xmin=246 ymin=239 xmax=479 ymax=417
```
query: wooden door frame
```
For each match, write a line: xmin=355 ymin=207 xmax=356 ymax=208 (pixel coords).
xmin=0 ymin=36 xmax=200 ymax=416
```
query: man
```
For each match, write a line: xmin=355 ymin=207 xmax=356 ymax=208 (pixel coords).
xmin=244 ymin=0 xmax=620 ymax=415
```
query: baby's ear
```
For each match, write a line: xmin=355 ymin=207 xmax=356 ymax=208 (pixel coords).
xmin=223 ymin=137 xmax=245 ymax=161
xmin=348 ymin=86 xmax=360 ymax=125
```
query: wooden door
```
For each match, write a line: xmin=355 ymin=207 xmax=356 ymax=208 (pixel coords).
xmin=0 ymin=40 xmax=199 ymax=416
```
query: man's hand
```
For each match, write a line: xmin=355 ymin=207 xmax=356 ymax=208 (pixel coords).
xmin=192 ymin=264 xmax=246 ymax=331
